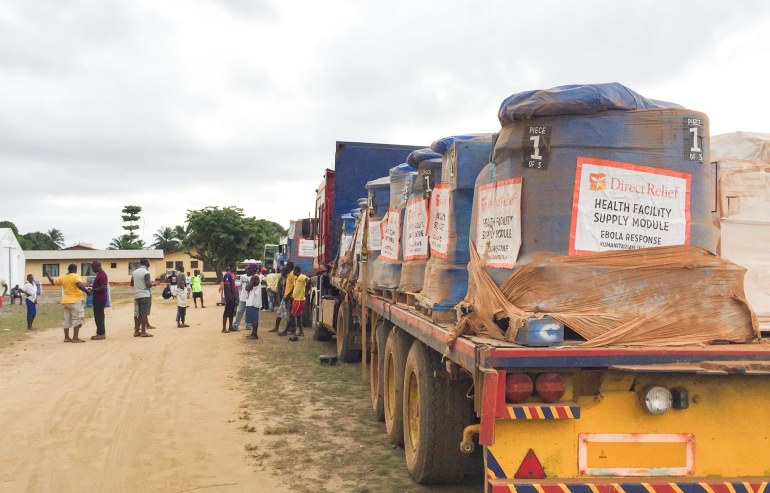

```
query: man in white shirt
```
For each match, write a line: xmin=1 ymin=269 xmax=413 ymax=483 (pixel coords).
xmin=231 ymin=270 xmax=251 ymax=331
xmin=22 ymin=274 xmax=38 ymax=330
xmin=244 ymin=263 xmax=262 ymax=340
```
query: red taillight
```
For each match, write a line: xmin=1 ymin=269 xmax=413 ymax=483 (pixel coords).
xmin=535 ymin=373 xmax=566 ymax=403
xmin=505 ymin=373 xmax=533 ymax=403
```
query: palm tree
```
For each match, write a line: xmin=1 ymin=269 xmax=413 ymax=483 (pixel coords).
xmin=46 ymin=228 xmax=65 ymax=249
xmin=151 ymin=226 xmax=181 ymax=252
xmin=173 ymin=224 xmax=187 ymax=243
xmin=108 ymin=235 xmax=145 ymax=250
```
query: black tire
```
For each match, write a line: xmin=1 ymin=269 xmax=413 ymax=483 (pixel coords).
xmin=383 ymin=328 xmax=411 ymax=445
xmin=370 ymin=319 xmax=390 ymax=421
xmin=336 ymin=301 xmax=360 ymax=363
xmin=402 ymin=341 xmax=474 ymax=484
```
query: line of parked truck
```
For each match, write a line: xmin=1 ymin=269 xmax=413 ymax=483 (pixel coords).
xmin=277 ymin=83 xmax=770 ymax=491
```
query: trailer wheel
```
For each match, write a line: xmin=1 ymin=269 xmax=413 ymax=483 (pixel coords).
xmin=402 ymin=341 xmax=472 ymax=484
xmin=383 ymin=328 xmax=411 ymax=445
xmin=370 ymin=319 xmax=390 ymax=421
xmin=336 ymin=301 xmax=360 ymax=363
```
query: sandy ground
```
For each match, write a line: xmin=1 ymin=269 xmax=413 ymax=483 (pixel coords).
xmin=0 ymin=286 xmax=283 ymax=493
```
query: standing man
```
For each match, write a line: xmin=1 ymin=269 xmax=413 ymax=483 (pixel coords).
xmin=232 ymin=269 xmax=250 ymax=331
xmin=90 ymin=260 xmax=109 ymax=340
xmin=277 ymin=261 xmax=295 ymax=336
xmin=244 ymin=263 xmax=262 ymax=339
xmin=45 ymin=264 xmax=91 ymax=343
xmin=131 ymin=257 xmax=154 ymax=338
xmin=290 ymin=265 xmax=308 ymax=337
xmin=265 ymin=268 xmax=281 ymax=312
xmin=22 ymin=274 xmax=38 ymax=330
xmin=260 ymin=267 xmax=269 ymax=311
xmin=191 ymin=269 xmax=205 ymax=308
xmin=176 ymin=269 xmax=190 ymax=328
xmin=221 ymin=262 xmax=238 ymax=333
xmin=269 ymin=267 xmax=287 ymax=333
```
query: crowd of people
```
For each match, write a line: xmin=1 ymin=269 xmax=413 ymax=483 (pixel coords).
xmin=4 ymin=258 xmax=309 ymax=343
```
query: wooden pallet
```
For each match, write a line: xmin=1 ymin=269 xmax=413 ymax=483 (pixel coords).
xmin=415 ymin=303 xmax=457 ymax=324
xmin=371 ymin=288 xmax=397 ymax=302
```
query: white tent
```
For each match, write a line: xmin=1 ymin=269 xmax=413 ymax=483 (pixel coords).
xmin=0 ymin=228 xmax=26 ymax=290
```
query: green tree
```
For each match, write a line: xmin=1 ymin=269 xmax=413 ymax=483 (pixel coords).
xmin=151 ymin=226 xmax=181 ymax=253
xmin=121 ymin=205 xmax=142 ymax=244
xmin=46 ymin=228 xmax=65 ymax=249
xmin=173 ymin=224 xmax=187 ymax=243
xmin=108 ymin=234 xmax=145 ymax=250
xmin=183 ymin=207 xmax=282 ymax=281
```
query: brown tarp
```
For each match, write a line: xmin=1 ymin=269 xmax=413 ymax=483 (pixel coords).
xmin=452 ymin=243 xmax=759 ymax=348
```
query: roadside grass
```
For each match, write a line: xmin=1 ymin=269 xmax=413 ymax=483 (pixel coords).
xmin=238 ymin=310 xmax=479 ymax=493
xmin=0 ymin=286 xmax=134 ymax=348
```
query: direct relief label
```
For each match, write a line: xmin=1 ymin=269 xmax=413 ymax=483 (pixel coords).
xmin=404 ymin=198 xmax=429 ymax=260
xmin=475 ymin=177 xmax=522 ymax=268
xmin=570 ymin=157 xmax=691 ymax=254
xmin=379 ymin=209 xmax=402 ymax=262
xmin=298 ymin=238 xmax=316 ymax=258
xmin=429 ymin=184 xmax=451 ymax=258
xmin=367 ymin=219 xmax=382 ymax=253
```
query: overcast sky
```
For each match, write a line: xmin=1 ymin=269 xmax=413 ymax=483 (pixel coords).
xmin=2 ymin=0 xmax=769 ymax=249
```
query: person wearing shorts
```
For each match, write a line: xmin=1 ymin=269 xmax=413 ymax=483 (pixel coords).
xmin=191 ymin=270 xmax=205 ymax=308
xmin=131 ymin=258 xmax=155 ymax=338
xmin=176 ymin=272 xmax=190 ymax=328
xmin=221 ymin=262 xmax=238 ymax=333
xmin=289 ymin=265 xmax=308 ymax=337
xmin=44 ymin=264 xmax=91 ymax=343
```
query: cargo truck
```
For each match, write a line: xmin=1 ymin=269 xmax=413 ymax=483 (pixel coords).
xmin=308 ymin=141 xmax=422 ymax=358
xmin=318 ymin=85 xmax=770 ymax=490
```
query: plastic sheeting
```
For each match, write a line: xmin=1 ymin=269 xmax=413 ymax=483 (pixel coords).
xmin=474 ymin=85 xmax=718 ymax=285
xmin=407 ymin=148 xmax=442 ymax=166
xmin=431 ymin=134 xmax=494 ymax=155
xmin=452 ymin=243 xmax=758 ymax=348
xmin=399 ymin=156 xmax=443 ymax=293
xmin=418 ymin=137 xmax=495 ymax=310
xmin=498 ymin=82 xmax=681 ymax=125
xmin=370 ymin=165 xmax=417 ymax=290
xmin=712 ymin=132 xmax=770 ymax=318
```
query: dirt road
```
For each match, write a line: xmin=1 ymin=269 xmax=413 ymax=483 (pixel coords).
xmin=0 ymin=286 xmax=281 ymax=493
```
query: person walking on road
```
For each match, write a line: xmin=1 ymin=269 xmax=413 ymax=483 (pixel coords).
xmin=176 ymin=269 xmax=190 ymax=328
xmin=191 ymin=269 xmax=205 ymax=308
xmin=244 ymin=263 xmax=262 ymax=339
xmin=90 ymin=260 xmax=109 ymax=340
xmin=131 ymin=258 xmax=155 ymax=338
xmin=221 ymin=262 xmax=238 ymax=333
xmin=290 ymin=265 xmax=308 ymax=337
xmin=44 ymin=264 xmax=91 ymax=343
xmin=22 ymin=274 xmax=38 ymax=330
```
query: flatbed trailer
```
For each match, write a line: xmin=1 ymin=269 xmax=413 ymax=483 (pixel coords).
xmin=362 ymin=294 xmax=770 ymax=491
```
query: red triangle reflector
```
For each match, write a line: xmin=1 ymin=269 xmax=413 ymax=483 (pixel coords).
xmin=514 ymin=449 xmax=546 ymax=479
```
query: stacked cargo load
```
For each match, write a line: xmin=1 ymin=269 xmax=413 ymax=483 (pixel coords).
xmin=370 ymin=164 xmax=417 ymax=290
xmin=333 ymin=211 xmax=356 ymax=279
xmin=454 ymin=83 xmax=757 ymax=347
xmin=712 ymin=131 xmax=770 ymax=325
xmin=398 ymin=148 xmax=443 ymax=293
xmin=416 ymin=134 xmax=495 ymax=317
xmin=360 ymin=177 xmax=390 ymax=282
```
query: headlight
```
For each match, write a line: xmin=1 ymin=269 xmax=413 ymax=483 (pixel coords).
xmin=641 ymin=385 xmax=672 ymax=415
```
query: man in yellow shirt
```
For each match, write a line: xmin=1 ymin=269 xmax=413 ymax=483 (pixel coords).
xmin=289 ymin=265 xmax=309 ymax=337
xmin=45 ymin=264 xmax=91 ymax=343
xmin=277 ymin=261 xmax=295 ymax=336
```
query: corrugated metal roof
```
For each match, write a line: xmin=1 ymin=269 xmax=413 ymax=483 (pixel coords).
xmin=23 ymin=249 xmax=165 ymax=260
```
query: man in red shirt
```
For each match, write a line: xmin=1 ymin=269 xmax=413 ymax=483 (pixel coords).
xmin=90 ymin=260 xmax=109 ymax=340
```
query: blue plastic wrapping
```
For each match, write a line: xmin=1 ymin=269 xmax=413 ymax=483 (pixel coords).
xmin=472 ymin=83 xmax=718 ymax=285
xmin=497 ymin=82 xmax=681 ymax=125
xmin=371 ymin=165 xmax=417 ymax=289
xmin=431 ymin=133 xmax=495 ymax=155
xmin=399 ymin=156 xmax=443 ymax=293
xmin=407 ymin=148 xmax=442 ymax=166
xmin=418 ymin=137 xmax=495 ymax=310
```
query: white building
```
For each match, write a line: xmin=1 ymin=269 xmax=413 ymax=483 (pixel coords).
xmin=0 ymin=228 xmax=26 ymax=289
